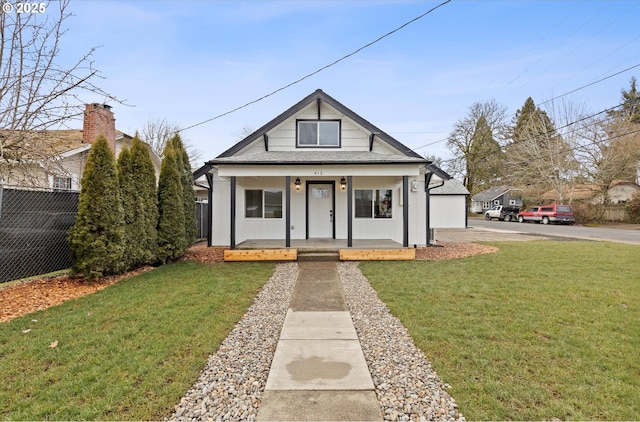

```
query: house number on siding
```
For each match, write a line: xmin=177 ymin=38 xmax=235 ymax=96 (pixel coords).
xmin=314 ymin=171 xmax=323 ymax=175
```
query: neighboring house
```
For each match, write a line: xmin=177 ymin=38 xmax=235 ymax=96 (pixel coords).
xmin=0 ymin=104 xmax=161 ymax=189
xmin=196 ymin=89 xmax=460 ymax=248
xmin=471 ymin=186 xmax=523 ymax=213
xmin=541 ymin=181 xmax=640 ymax=204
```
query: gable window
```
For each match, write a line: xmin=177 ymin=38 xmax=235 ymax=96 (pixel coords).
xmin=355 ymin=189 xmax=392 ymax=219
xmin=297 ymin=120 xmax=340 ymax=147
xmin=53 ymin=176 xmax=72 ymax=191
xmin=245 ymin=189 xmax=282 ymax=218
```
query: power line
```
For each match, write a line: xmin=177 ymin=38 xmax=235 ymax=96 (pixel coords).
xmin=412 ymin=62 xmax=640 ymax=152
xmin=177 ymin=0 xmax=453 ymax=135
xmin=438 ymin=100 xmax=640 ymax=176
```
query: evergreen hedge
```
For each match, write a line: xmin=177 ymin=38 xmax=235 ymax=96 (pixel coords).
xmin=117 ymin=147 xmax=147 ymax=270
xmin=130 ymin=136 xmax=159 ymax=264
xmin=68 ymin=136 xmax=125 ymax=279
xmin=170 ymin=134 xmax=197 ymax=245
xmin=157 ymin=143 xmax=187 ymax=263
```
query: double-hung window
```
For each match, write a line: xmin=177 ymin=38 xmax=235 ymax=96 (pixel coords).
xmin=53 ymin=176 xmax=72 ymax=191
xmin=297 ymin=120 xmax=340 ymax=147
xmin=245 ymin=189 xmax=283 ymax=218
xmin=355 ymin=189 xmax=393 ymax=218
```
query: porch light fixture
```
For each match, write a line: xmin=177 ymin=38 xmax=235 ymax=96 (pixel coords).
xmin=340 ymin=177 xmax=346 ymax=191
xmin=295 ymin=177 xmax=301 ymax=191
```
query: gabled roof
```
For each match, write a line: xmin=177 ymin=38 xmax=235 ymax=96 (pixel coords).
xmin=213 ymin=89 xmax=424 ymax=161
xmin=471 ymin=185 xmax=522 ymax=202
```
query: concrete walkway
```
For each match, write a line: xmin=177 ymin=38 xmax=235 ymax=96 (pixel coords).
xmin=256 ymin=261 xmax=383 ymax=421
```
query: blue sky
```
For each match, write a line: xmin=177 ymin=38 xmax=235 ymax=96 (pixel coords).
xmin=61 ymin=0 xmax=640 ymax=165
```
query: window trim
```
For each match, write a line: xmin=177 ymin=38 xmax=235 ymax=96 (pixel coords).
xmin=354 ymin=188 xmax=393 ymax=219
xmin=296 ymin=119 xmax=341 ymax=148
xmin=244 ymin=189 xmax=283 ymax=219
xmin=53 ymin=176 xmax=72 ymax=191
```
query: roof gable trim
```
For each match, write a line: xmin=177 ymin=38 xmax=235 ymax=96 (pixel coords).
xmin=216 ymin=89 xmax=423 ymax=160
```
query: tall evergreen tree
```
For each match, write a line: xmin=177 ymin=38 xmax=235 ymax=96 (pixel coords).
xmin=117 ymin=147 xmax=146 ymax=270
xmin=505 ymin=98 xmax=576 ymax=200
xmin=68 ymin=136 xmax=124 ymax=279
xmin=511 ymin=97 xmax=556 ymax=146
xmin=130 ymin=136 xmax=158 ymax=264
xmin=157 ymin=143 xmax=187 ymax=263
xmin=170 ymin=134 xmax=197 ymax=245
xmin=469 ymin=116 xmax=504 ymax=193
xmin=608 ymin=77 xmax=640 ymax=124
xmin=446 ymin=100 xmax=508 ymax=196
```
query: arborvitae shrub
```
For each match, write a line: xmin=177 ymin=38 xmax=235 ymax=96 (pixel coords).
xmin=157 ymin=144 xmax=186 ymax=263
xmin=130 ymin=136 xmax=158 ymax=264
xmin=68 ymin=136 xmax=124 ymax=279
xmin=117 ymin=147 xmax=147 ymax=269
xmin=170 ymin=134 xmax=197 ymax=245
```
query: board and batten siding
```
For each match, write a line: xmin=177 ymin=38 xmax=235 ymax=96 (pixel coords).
xmin=232 ymin=102 xmax=398 ymax=155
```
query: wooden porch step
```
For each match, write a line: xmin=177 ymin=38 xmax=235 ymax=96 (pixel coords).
xmin=339 ymin=248 xmax=415 ymax=261
xmin=297 ymin=251 xmax=340 ymax=262
xmin=224 ymin=249 xmax=298 ymax=262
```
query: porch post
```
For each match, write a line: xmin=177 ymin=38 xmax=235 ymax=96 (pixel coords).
xmin=347 ymin=176 xmax=353 ymax=247
xmin=230 ymin=176 xmax=236 ymax=249
xmin=205 ymin=173 xmax=214 ymax=247
xmin=285 ymin=176 xmax=291 ymax=247
xmin=403 ymin=176 xmax=409 ymax=247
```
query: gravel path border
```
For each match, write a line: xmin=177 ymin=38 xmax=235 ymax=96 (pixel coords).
xmin=169 ymin=261 xmax=464 ymax=421
xmin=168 ymin=262 xmax=298 ymax=421
xmin=339 ymin=262 xmax=465 ymax=422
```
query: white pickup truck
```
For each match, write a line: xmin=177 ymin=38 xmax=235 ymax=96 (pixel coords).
xmin=484 ymin=205 xmax=520 ymax=222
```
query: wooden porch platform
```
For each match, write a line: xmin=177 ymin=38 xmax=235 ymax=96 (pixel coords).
xmin=224 ymin=239 xmax=415 ymax=262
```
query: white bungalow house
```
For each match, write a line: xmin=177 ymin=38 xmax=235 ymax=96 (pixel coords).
xmin=198 ymin=89 xmax=465 ymax=249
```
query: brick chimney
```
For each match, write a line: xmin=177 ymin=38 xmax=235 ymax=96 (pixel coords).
xmin=83 ymin=103 xmax=116 ymax=153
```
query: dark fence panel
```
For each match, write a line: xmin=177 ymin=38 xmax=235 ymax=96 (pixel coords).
xmin=0 ymin=186 xmax=79 ymax=283
xmin=195 ymin=201 xmax=209 ymax=240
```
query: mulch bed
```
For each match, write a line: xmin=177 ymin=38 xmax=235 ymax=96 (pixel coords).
xmin=416 ymin=242 xmax=499 ymax=260
xmin=0 ymin=267 xmax=153 ymax=323
xmin=0 ymin=242 xmax=498 ymax=323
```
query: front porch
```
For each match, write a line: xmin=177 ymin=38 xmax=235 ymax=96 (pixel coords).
xmin=224 ymin=238 xmax=415 ymax=262
xmin=235 ymin=238 xmax=403 ymax=250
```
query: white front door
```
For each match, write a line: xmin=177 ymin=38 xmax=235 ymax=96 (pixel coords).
xmin=308 ymin=184 xmax=333 ymax=238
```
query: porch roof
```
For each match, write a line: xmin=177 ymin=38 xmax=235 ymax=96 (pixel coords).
xmin=209 ymin=150 xmax=427 ymax=165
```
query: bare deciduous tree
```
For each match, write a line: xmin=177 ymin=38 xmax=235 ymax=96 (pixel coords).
xmin=138 ymin=118 xmax=202 ymax=167
xmin=446 ymin=100 xmax=509 ymax=195
xmin=505 ymin=99 xmax=580 ymax=203
xmin=0 ymin=0 xmax=117 ymax=185
xmin=574 ymin=115 xmax=640 ymax=202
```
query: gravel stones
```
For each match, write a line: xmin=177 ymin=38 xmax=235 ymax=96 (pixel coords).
xmin=168 ymin=262 xmax=298 ymax=421
xmin=338 ymin=261 xmax=465 ymax=421
xmin=169 ymin=260 xmax=464 ymax=421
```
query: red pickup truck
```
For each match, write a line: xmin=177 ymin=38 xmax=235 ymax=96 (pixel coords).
xmin=517 ymin=204 xmax=575 ymax=224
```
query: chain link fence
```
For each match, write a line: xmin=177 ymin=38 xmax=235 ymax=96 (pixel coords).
xmin=1 ymin=185 xmax=209 ymax=284
xmin=0 ymin=185 xmax=79 ymax=283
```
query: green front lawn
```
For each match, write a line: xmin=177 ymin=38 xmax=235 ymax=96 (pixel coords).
xmin=361 ymin=241 xmax=640 ymax=421
xmin=0 ymin=261 xmax=274 ymax=420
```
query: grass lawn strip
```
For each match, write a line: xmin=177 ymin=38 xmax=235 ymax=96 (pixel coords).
xmin=0 ymin=260 xmax=274 ymax=420
xmin=360 ymin=241 xmax=640 ymax=421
